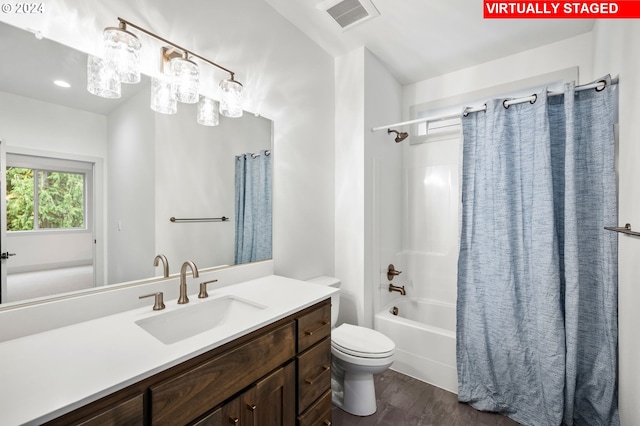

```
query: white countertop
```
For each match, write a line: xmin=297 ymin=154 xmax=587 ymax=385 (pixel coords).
xmin=0 ymin=275 xmax=336 ymax=426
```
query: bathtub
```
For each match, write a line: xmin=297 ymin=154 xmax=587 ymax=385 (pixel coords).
xmin=374 ymin=298 xmax=458 ymax=393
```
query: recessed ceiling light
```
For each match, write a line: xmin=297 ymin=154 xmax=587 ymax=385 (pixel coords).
xmin=54 ymin=80 xmax=71 ymax=88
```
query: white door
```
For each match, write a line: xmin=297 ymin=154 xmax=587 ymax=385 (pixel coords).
xmin=0 ymin=140 xmax=10 ymax=302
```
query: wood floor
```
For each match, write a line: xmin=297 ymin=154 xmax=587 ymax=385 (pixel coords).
xmin=332 ymin=369 xmax=520 ymax=426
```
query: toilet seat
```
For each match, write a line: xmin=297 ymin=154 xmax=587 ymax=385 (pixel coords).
xmin=332 ymin=324 xmax=395 ymax=359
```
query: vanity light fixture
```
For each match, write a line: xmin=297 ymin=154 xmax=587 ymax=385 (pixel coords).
xmin=219 ymin=77 xmax=244 ymax=118
xmin=150 ymin=76 xmax=177 ymax=114
xmin=171 ymin=53 xmax=199 ymax=104
xmin=90 ymin=17 xmax=244 ymax=122
xmin=197 ymin=96 xmax=220 ymax=126
xmin=103 ymin=21 xmax=141 ymax=84
xmin=87 ymin=54 xmax=121 ymax=99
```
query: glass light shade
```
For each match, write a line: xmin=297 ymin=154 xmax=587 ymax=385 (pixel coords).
xmin=87 ymin=55 xmax=121 ymax=99
xmin=150 ymin=77 xmax=177 ymax=114
xmin=219 ymin=78 xmax=243 ymax=118
xmin=103 ymin=27 xmax=141 ymax=84
xmin=197 ymin=96 xmax=220 ymax=126
xmin=171 ymin=56 xmax=199 ymax=103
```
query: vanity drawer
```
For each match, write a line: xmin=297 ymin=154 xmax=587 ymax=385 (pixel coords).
xmin=297 ymin=337 xmax=331 ymax=414
xmin=76 ymin=393 xmax=143 ymax=426
xmin=150 ymin=321 xmax=295 ymax=426
xmin=297 ymin=390 xmax=332 ymax=426
xmin=297 ymin=301 xmax=331 ymax=352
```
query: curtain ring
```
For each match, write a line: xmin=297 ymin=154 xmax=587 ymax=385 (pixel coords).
xmin=503 ymin=99 xmax=510 ymax=109
xmin=462 ymin=108 xmax=469 ymax=117
xmin=596 ymin=79 xmax=607 ymax=92
xmin=529 ymin=94 xmax=537 ymax=104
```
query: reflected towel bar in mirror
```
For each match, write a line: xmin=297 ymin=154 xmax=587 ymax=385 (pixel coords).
xmin=170 ymin=216 xmax=229 ymax=223
xmin=604 ymin=223 xmax=640 ymax=237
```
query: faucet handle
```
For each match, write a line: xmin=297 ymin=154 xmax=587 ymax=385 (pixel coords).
xmin=139 ymin=292 xmax=166 ymax=310
xmin=387 ymin=264 xmax=402 ymax=281
xmin=198 ymin=279 xmax=218 ymax=298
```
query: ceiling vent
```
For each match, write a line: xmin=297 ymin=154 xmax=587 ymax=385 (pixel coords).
xmin=321 ymin=0 xmax=380 ymax=30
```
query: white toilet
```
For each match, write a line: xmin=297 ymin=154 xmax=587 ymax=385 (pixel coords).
xmin=308 ymin=276 xmax=395 ymax=416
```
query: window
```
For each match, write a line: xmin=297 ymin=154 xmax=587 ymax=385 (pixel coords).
xmin=5 ymin=154 xmax=93 ymax=232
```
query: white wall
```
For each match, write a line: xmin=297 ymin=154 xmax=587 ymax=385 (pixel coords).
xmin=154 ymin=107 xmax=271 ymax=274
xmin=403 ymin=32 xmax=593 ymax=109
xmin=107 ymin=89 xmax=155 ymax=283
xmin=335 ymin=48 xmax=365 ymax=326
xmin=363 ymin=50 xmax=403 ymax=326
xmin=334 ymin=48 xmax=403 ymax=327
xmin=0 ymin=0 xmax=336 ymax=281
xmin=591 ymin=20 xmax=640 ymax=426
xmin=0 ymin=92 xmax=108 ymax=158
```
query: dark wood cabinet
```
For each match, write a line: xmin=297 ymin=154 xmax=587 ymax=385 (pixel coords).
xmin=151 ymin=322 xmax=295 ymax=425
xmin=194 ymin=362 xmax=295 ymax=426
xmin=45 ymin=299 xmax=331 ymax=426
xmin=297 ymin=391 xmax=332 ymax=426
xmin=75 ymin=393 xmax=144 ymax=426
xmin=296 ymin=303 xmax=332 ymax=425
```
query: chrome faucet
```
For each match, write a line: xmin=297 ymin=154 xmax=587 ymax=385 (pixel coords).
xmin=153 ymin=254 xmax=169 ymax=278
xmin=178 ymin=261 xmax=199 ymax=304
xmin=388 ymin=283 xmax=406 ymax=296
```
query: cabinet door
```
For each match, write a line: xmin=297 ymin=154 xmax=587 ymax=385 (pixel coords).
xmin=297 ymin=338 xmax=331 ymax=415
xmin=243 ymin=362 xmax=296 ymax=426
xmin=195 ymin=363 xmax=295 ymax=426
xmin=192 ymin=398 xmax=239 ymax=426
xmin=297 ymin=390 xmax=332 ymax=426
xmin=151 ymin=322 xmax=295 ymax=425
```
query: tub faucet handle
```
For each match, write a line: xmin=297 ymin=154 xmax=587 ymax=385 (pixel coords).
xmin=387 ymin=264 xmax=402 ymax=281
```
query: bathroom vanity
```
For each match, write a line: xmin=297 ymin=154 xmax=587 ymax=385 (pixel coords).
xmin=0 ymin=275 xmax=336 ymax=425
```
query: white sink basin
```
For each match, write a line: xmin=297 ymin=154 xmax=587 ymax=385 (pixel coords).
xmin=136 ymin=296 xmax=267 ymax=344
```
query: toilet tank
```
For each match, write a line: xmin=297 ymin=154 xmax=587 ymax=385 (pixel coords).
xmin=306 ymin=276 xmax=340 ymax=327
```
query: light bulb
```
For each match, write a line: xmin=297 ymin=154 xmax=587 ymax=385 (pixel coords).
xmin=87 ymin=55 xmax=121 ymax=99
xmin=171 ymin=56 xmax=199 ymax=103
xmin=219 ymin=78 xmax=243 ymax=118
xmin=103 ymin=26 xmax=141 ymax=84
xmin=197 ymin=96 xmax=220 ymax=126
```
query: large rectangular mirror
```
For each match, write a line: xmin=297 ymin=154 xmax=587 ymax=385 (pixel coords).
xmin=0 ymin=21 xmax=273 ymax=306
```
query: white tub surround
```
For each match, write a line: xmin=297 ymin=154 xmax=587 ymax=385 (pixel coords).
xmin=0 ymin=275 xmax=337 ymax=425
xmin=375 ymin=298 xmax=457 ymax=392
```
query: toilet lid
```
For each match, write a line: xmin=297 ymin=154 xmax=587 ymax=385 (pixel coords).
xmin=332 ymin=324 xmax=395 ymax=358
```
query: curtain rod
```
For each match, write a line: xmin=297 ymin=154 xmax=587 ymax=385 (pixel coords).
xmin=371 ymin=78 xmax=618 ymax=132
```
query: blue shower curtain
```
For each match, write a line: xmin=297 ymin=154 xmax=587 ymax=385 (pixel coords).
xmin=234 ymin=150 xmax=272 ymax=264
xmin=457 ymin=76 xmax=618 ymax=426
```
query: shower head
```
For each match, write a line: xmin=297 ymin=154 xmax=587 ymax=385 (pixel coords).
xmin=388 ymin=129 xmax=409 ymax=143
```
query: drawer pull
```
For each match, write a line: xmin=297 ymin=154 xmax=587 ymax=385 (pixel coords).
xmin=228 ymin=417 xmax=239 ymax=424
xmin=305 ymin=365 xmax=330 ymax=384
xmin=247 ymin=403 xmax=257 ymax=411
xmin=304 ymin=321 xmax=329 ymax=336
xmin=323 ymin=421 xmax=332 ymax=426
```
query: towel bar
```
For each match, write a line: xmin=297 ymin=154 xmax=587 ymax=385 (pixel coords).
xmin=170 ymin=216 xmax=229 ymax=223
xmin=604 ymin=223 xmax=640 ymax=237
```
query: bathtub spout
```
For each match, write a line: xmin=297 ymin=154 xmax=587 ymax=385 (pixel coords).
xmin=388 ymin=283 xmax=406 ymax=295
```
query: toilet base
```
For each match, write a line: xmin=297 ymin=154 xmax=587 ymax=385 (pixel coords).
xmin=331 ymin=370 xmax=378 ymax=416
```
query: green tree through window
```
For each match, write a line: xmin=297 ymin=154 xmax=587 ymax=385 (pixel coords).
xmin=6 ymin=167 xmax=85 ymax=231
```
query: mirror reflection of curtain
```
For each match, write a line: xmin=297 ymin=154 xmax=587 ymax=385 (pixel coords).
xmin=234 ymin=150 xmax=272 ymax=264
